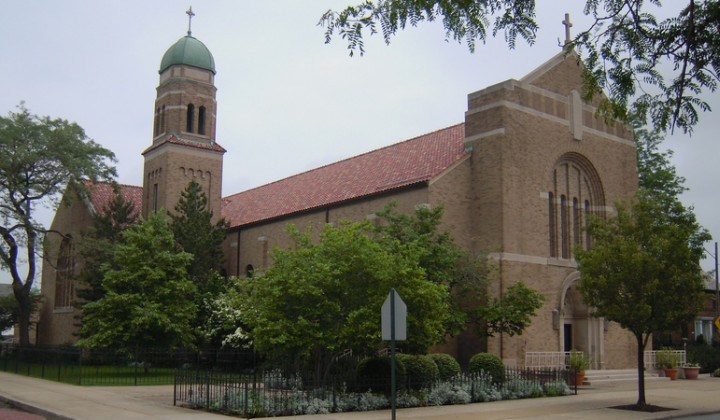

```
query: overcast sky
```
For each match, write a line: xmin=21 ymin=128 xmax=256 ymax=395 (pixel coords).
xmin=1 ymin=1 xmax=718 ymax=285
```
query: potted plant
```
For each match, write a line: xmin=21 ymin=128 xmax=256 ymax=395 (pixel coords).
xmin=655 ymin=347 xmax=680 ymax=380
xmin=566 ymin=350 xmax=590 ymax=386
xmin=683 ymin=362 xmax=701 ymax=380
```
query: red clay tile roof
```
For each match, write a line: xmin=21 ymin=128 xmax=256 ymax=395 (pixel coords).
xmin=142 ymin=133 xmax=227 ymax=155
xmin=79 ymin=179 xmax=143 ymax=217
xmin=221 ymin=123 xmax=467 ymax=227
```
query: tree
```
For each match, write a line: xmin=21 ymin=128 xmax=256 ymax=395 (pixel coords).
xmin=240 ymin=221 xmax=452 ymax=385
xmin=78 ymin=211 xmax=196 ymax=351
xmin=169 ymin=180 xmax=230 ymax=346
xmin=0 ymin=289 xmax=41 ymax=334
xmin=371 ymin=202 xmax=544 ymax=338
xmin=169 ymin=180 xmax=228 ymax=284
xmin=575 ymin=192 xmax=710 ymax=408
xmin=321 ymin=1 xmax=719 ymax=133
xmin=75 ymin=184 xmax=138 ymax=306
xmin=0 ymin=104 xmax=116 ymax=345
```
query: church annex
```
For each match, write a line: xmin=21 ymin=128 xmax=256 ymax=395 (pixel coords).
xmin=38 ymin=20 xmax=639 ymax=368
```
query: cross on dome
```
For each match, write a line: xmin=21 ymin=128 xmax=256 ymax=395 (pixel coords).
xmin=186 ymin=6 xmax=195 ymax=36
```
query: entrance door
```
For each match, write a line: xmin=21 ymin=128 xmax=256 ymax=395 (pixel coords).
xmin=564 ymin=324 xmax=573 ymax=352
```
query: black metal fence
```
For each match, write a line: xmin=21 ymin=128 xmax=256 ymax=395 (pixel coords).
xmin=0 ymin=344 xmax=256 ymax=386
xmin=174 ymin=367 xmax=577 ymax=418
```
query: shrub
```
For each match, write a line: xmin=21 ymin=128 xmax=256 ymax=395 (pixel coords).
xmin=426 ymin=380 xmax=472 ymax=406
xmin=655 ymin=347 xmax=680 ymax=368
xmin=355 ymin=356 xmax=405 ymax=394
xmin=396 ymin=354 xmax=439 ymax=389
xmin=429 ymin=353 xmax=461 ymax=380
xmin=687 ymin=344 xmax=720 ymax=373
xmin=468 ymin=353 xmax=505 ymax=384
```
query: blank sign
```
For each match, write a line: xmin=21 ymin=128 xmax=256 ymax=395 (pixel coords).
xmin=381 ymin=289 xmax=407 ymax=341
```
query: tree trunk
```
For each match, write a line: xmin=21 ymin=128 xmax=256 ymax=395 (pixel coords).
xmin=635 ymin=333 xmax=646 ymax=408
xmin=13 ymin=283 xmax=31 ymax=345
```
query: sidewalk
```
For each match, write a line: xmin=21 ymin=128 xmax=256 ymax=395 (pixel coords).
xmin=0 ymin=370 xmax=719 ymax=420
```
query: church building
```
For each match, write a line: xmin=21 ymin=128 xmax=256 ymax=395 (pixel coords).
xmin=37 ymin=16 xmax=639 ymax=368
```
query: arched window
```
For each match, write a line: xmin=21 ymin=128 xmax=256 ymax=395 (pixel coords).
xmin=584 ymin=200 xmax=592 ymax=249
xmin=160 ymin=105 xmax=166 ymax=134
xmin=198 ymin=106 xmax=206 ymax=135
xmin=54 ymin=236 xmax=75 ymax=309
xmin=154 ymin=108 xmax=160 ymax=137
xmin=548 ymin=153 xmax=605 ymax=259
xmin=573 ymin=198 xmax=580 ymax=245
xmin=560 ymin=195 xmax=569 ymax=258
xmin=246 ymin=264 xmax=254 ymax=278
xmin=186 ymin=104 xmax=195 ymax=133
xmin=548 ymin=192 xmax=556 ymax=257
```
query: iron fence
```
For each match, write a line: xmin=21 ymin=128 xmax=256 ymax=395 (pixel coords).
xmin=174 ymin=366 xmax=577 ymax=418
xmin=0 ymin=344 xmax=256 ymax=386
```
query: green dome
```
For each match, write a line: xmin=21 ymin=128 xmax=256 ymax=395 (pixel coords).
xmin=159 ymin=35 xmax=215 ymax=74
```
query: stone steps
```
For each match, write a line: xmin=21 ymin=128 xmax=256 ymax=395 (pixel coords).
xmin=583 ymin=369 xmax=668 ymax=385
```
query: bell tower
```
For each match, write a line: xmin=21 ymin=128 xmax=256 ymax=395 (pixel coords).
xmin=142 ymin=8 xmax=225 ymax=219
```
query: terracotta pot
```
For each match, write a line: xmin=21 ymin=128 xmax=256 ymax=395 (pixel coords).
xmin=663 ymin=368 xmax=679 ymax=380
xmin=569 ymin=371 xmax=585 ymax=386
xmin=683 ymin=366 xmax=700 ymax=380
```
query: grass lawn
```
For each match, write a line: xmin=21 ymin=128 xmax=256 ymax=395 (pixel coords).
xmin=2 ymin=361 xmax=175 ymax=386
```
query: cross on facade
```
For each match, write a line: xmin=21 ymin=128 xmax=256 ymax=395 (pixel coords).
xmin=186 ymin=6 xmax=195 ymax=36
xmin=562 ymin=13 xmax=573 ymax=46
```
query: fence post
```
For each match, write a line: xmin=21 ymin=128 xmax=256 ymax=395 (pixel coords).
xmin=205 ymin=371 xmax=211 ymax=411
xmin=243 ymin=375 xmax=249 ymax=418
xmin=78 ymin=348 xmax=83 ymax=385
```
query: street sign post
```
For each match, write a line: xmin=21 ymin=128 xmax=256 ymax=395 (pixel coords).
xmin=382 ymin=289 xmax=406 ymax=420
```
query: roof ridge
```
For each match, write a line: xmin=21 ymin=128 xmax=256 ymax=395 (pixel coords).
xmin=222 ymin=122 xmax=464 ymax=200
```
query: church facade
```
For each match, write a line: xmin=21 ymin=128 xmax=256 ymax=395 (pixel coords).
xmin=38 ymin=26 xmax=639 ymax=368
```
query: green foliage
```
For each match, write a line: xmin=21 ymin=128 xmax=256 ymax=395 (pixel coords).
xmin=655 ymin=347 xmax=680 ymax=368
xmin=575 ymin=189 xmax=709 ymax=406
xmin=373 ymin=202 xmax=544 ymax=339
xmin=319 ymin=0 xmax=537 ymax=56
xmin=371 ymin=202 xmax=467 ymax=336
xmin=78 ymin=211 xmax=196 ymax=350
xmin=169 ymin=180 xmax=230 ymax=346
xmin=169 ymin=180 xmax=229 ymax=283
xmin=429 ymin=353 xmax=461 ymax=380
xmin=566 ymin=350 xmax=590 ymax=372
xmin=634 ymin=125 xmax=686 ymax=201
xmin=323 ymin=2 xmax=719 ymax=133
xmin=76 ymin=184 xmax=138 ymax=306
xmin=241 ymin=221 xmax=452 ymax=383
xmin=468 ymin=352 xmax=504 ymax=384
xmin=473 ymin=281 xmax=545 ymax=337
xmin=355 ymin=356 xmax=406 ymax=394
xmin=576 ymin=1 xmax=720 ymax=134
xmin=576 ymin=192 xmax=710 ymax=345
xmin=396 ymin=353 xmax=439 ymax=389
xmin=0 ymin=288 xmax=42 ymax=333
xmin=201 ymin=277 xmax=251 ymax=349
xmin=687 ymin=344 xmax=720 ymax=373
xmin=0 ymin=103 xmax=116 ymax=344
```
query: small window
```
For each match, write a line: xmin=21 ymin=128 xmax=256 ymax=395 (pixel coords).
xmin=154 ymin=108 xmax=160 ymax=136
xmin=54 ymin=236 xmax=75 ymax=309
xmin=186 ymin=104 xmax=195 ymax=133
xmin=153 ymin=183 xmax=158 ymax=211
xmin=198 ymin=106 xmax=206 ymax=135
xmin=246 ymin=264 xmax=254 ymax=278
